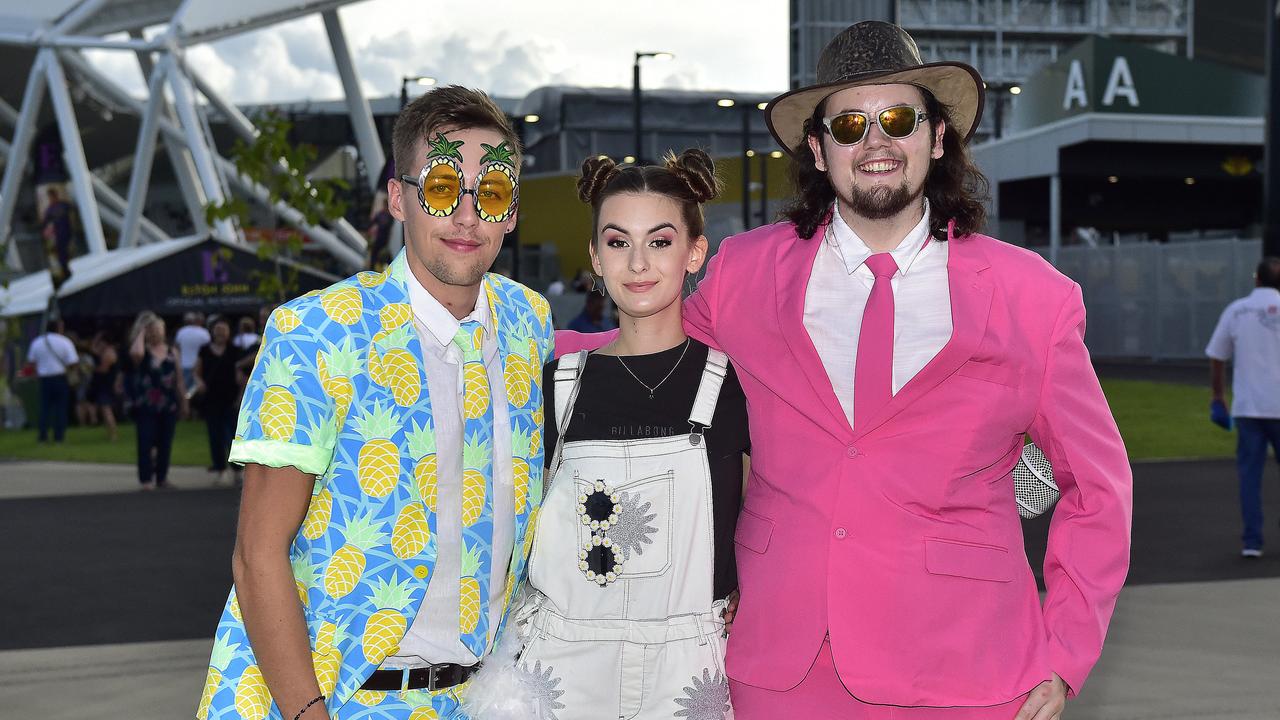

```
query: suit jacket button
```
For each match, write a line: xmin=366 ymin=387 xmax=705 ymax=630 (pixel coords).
xmin=834 ymin=527 xmax=848 ymax=539
xmin=845 ymin=445 xmax=860 ymax=458
xmin=414 ymin=565 xmax=430 ymax=580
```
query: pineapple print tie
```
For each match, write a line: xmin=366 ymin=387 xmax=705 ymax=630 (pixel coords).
xmin=453 ymin=320 xmax=494 ymax=655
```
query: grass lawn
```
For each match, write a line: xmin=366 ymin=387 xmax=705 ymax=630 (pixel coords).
xmin=1100 ymin=378 xmax=1234 ymax=461
xmin=0 ymin=379 xmax=1235 ymax=464
xmin=0 ymin=419 xmax=213 ymax=467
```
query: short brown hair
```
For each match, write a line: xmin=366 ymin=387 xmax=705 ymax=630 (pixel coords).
xmin=391 ymin=85 xmax=521 ymax=177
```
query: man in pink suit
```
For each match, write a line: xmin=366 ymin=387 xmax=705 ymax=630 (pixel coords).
xmin=558 ymin=21 xmax=1130 ymax=720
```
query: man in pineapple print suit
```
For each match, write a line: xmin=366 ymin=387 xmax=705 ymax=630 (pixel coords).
xmin=199 ymin=86 xmax=554 ymax=720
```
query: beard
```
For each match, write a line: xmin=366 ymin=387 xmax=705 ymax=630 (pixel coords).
xmin=842 ymin=178 xmax=923 ymax=220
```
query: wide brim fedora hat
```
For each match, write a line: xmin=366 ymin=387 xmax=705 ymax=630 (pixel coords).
xmin=766 ymin=21 xmax=985 ymax=156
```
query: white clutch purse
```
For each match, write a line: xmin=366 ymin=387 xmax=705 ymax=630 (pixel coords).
xmin=1013 ymin=443 xmax=1059 ymax=520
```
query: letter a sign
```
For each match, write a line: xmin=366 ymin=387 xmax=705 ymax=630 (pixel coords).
xmin=1063 ymin=60 xmax=1088 ymax=110
xmin=1063 ymin=56 xmax=1140 ymax=111
xmin=1102 ymin=57 xmax=1139 ymax=107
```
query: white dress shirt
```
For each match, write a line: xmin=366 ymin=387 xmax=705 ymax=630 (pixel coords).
xmin=385 ymin=275 xmax=515 ymax=667
xmin=174 ymin=325 xmax=211 ymax=370
xmin=1205 ymin=286 xmax=1280 ymax=419
xmin=804 ymin=201 xmax=953 ymax=426
xmin=26 ymin=332 xmax=79 ymax=377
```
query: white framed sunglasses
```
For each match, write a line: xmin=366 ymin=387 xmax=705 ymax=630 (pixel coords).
xmin=821 ymin=105 xmax=930 ymax=146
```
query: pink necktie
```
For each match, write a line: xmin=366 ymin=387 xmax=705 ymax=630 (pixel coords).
xmin=854 ymin=253 xmax=899 ymax=429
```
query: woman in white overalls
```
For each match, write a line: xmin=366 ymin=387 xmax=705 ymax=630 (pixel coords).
xmin=519 ymin=150 xmax=750 ymax=720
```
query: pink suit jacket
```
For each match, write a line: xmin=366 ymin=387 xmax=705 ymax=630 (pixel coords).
xmin=555 ymin=218 xmax=1132 ymax=707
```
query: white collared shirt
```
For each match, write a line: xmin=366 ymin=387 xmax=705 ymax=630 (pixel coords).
xmin=803 ymin=201 xmax=953 ymax=426
xmin=1205 ymin=286 xmax=1280 ymax=418
xmin=26 ymin=332 xmax=78 ymax=377
xmin=385 ymin=274 xmax=515 ymax=667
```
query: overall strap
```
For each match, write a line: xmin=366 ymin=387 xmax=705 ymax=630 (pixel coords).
xmin=549 ymin=351 xmax=588 ymax=479
xmin=687 ymin=349 xmax=729 ymax=428
xmin=553 ymin=351 xmax=586 ymax=430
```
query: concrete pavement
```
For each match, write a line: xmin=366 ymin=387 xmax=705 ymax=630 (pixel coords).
xmin=3 ymin=459 xmax=1279 ymax=718
xmin=3 ymin=578 xmax=1276 ymax=719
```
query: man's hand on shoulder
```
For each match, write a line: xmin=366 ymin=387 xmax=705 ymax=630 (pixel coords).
xmin=1014 ymin=673 xmax=1068 ymax=720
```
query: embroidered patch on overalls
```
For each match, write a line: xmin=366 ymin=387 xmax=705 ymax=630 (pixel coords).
xmin=607 ymin=491 xmax=658 ymax=560
xmin=672 ymin=668 xmax=731 ymax=719
xmin=515 ymin=659 xmax=566 ymax=720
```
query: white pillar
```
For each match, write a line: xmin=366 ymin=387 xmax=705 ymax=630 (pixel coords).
xmin=182 ymin=60 xmax=367 ymax=255
xmin=0 ymin=52 xmax=48 ymax=272
xmin=0 ymin=97 xmax=19 ymax=127
xmin=1049 ymin=174 xmax=1061 ymax=265
xmin=322 ymin=9 xmax=385 ymax=192
xmin=120 ymin=53 xmax=172 ymax=248
xmin=167 ymin=60 xmax=236 ymax=242
xmin=44 ymin=51 xmax=109 ymax=255
xmin=128 ymin=40 xmax=210 ymax=238
xmin=217 ymin=156 xmax=364 ymax=270
xmin=93 ymin=174 xmax=169 ymax=245
xmin=49 ymin=0 xmax=111 ymax=35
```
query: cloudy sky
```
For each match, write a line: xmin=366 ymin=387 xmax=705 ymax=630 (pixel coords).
xmin=87 ymin=0 xmax=789 ymax=103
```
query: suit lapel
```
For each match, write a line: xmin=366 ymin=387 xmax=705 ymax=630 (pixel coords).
xmin=775 ymin=219 xmax=856 ymax=442
xmin=851 ymin=231 xmax=993 ymax=440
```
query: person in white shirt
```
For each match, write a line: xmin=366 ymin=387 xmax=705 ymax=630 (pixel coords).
xmin=174 ymin=312 xmax=211 ymax=392
xmin=1206 ymin=257 xmax=1280 ymax=558
xmin=26 ymin=319 xmax=78 ymax=442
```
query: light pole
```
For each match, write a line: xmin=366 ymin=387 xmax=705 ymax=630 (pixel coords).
xmin=400 ymin=75 xmax=436 ymax=109
xmin=985 ymin=82 xmax=1021 ymax=140
xmin=761 ymin=150 xmax=781 ymax=225
xmin=1266 ymin=1 xmax=1280 ymax=257
xmin=633 ymin=51 xmax=673 ymax=164
xmin=506 ymin=113 xmax=540 ymax=283
xmin=719 ymin=98 xmax=766 ymax=230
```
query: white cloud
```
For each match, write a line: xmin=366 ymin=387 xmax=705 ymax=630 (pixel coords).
xmin=82 ymin=0 xmax=789 ymax=104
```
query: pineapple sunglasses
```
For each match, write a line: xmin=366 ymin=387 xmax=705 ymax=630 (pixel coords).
xmin=399 ymin=150 xmax=519 ymax=223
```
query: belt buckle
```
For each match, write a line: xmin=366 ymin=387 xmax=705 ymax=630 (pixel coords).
xmin=426 ymin=664 xmax=445 ymax=692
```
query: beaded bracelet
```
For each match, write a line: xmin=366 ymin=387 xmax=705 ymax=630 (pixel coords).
xmin=293 ymin=694 xmax=325 ymax=720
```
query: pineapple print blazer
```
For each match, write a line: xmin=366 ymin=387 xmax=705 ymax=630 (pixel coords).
xmin=199 ymin=249 xmax=554 ymax=720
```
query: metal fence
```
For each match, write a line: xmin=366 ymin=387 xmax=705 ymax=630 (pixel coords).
xmin=1045 ymin=238 xmax=1262 ymax=359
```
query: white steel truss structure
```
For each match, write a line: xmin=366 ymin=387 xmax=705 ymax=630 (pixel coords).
xmin=0 ymin=0 xmax=382 ymax=277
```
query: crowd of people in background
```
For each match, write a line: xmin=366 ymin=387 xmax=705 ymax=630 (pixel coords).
xmin=20 ymin=307 xmax=269 ymax=490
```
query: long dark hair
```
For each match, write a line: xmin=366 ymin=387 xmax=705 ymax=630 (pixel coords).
xmin=780 ymin=89 xmax=989 ymax=240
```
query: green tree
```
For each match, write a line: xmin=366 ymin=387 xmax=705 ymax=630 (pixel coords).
xmin=206 ymin=110 xmax=348 ymax=302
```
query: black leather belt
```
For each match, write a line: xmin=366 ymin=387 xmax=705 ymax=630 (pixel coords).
xmin=359 ymin=662 xmax=480 ymax=691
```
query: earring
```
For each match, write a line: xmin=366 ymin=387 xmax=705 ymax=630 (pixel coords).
xmin=590 ymin=273 xmax=606 ymax=297
xmin=686 ymin=270 xmax=706 ymax=295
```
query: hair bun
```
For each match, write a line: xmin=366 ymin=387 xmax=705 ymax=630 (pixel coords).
xmin=577 ymin=155 xmax=619 ymax=205
xmin=664 ymin=148 xmax=722 ymax=203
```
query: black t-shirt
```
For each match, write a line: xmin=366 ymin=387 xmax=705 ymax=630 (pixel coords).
xmin=198 ymin=343 xmax=243 ymax=411
xmin=542 ymin=339 xmax=750 ymax=600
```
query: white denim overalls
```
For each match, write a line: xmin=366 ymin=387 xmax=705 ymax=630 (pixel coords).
xmin=518 ymin=349 xmax=734 ymax=720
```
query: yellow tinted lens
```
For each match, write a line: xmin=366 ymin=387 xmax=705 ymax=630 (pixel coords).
xmin=829 ymin=113 xmax=867 ymax=144
xmin=477 ymin=169 xmax=515 ymax=219
xmin=878 ymin=106 xmax=919 ymax=138
xmin=424 ymin=164 xmax=460 ymax=212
